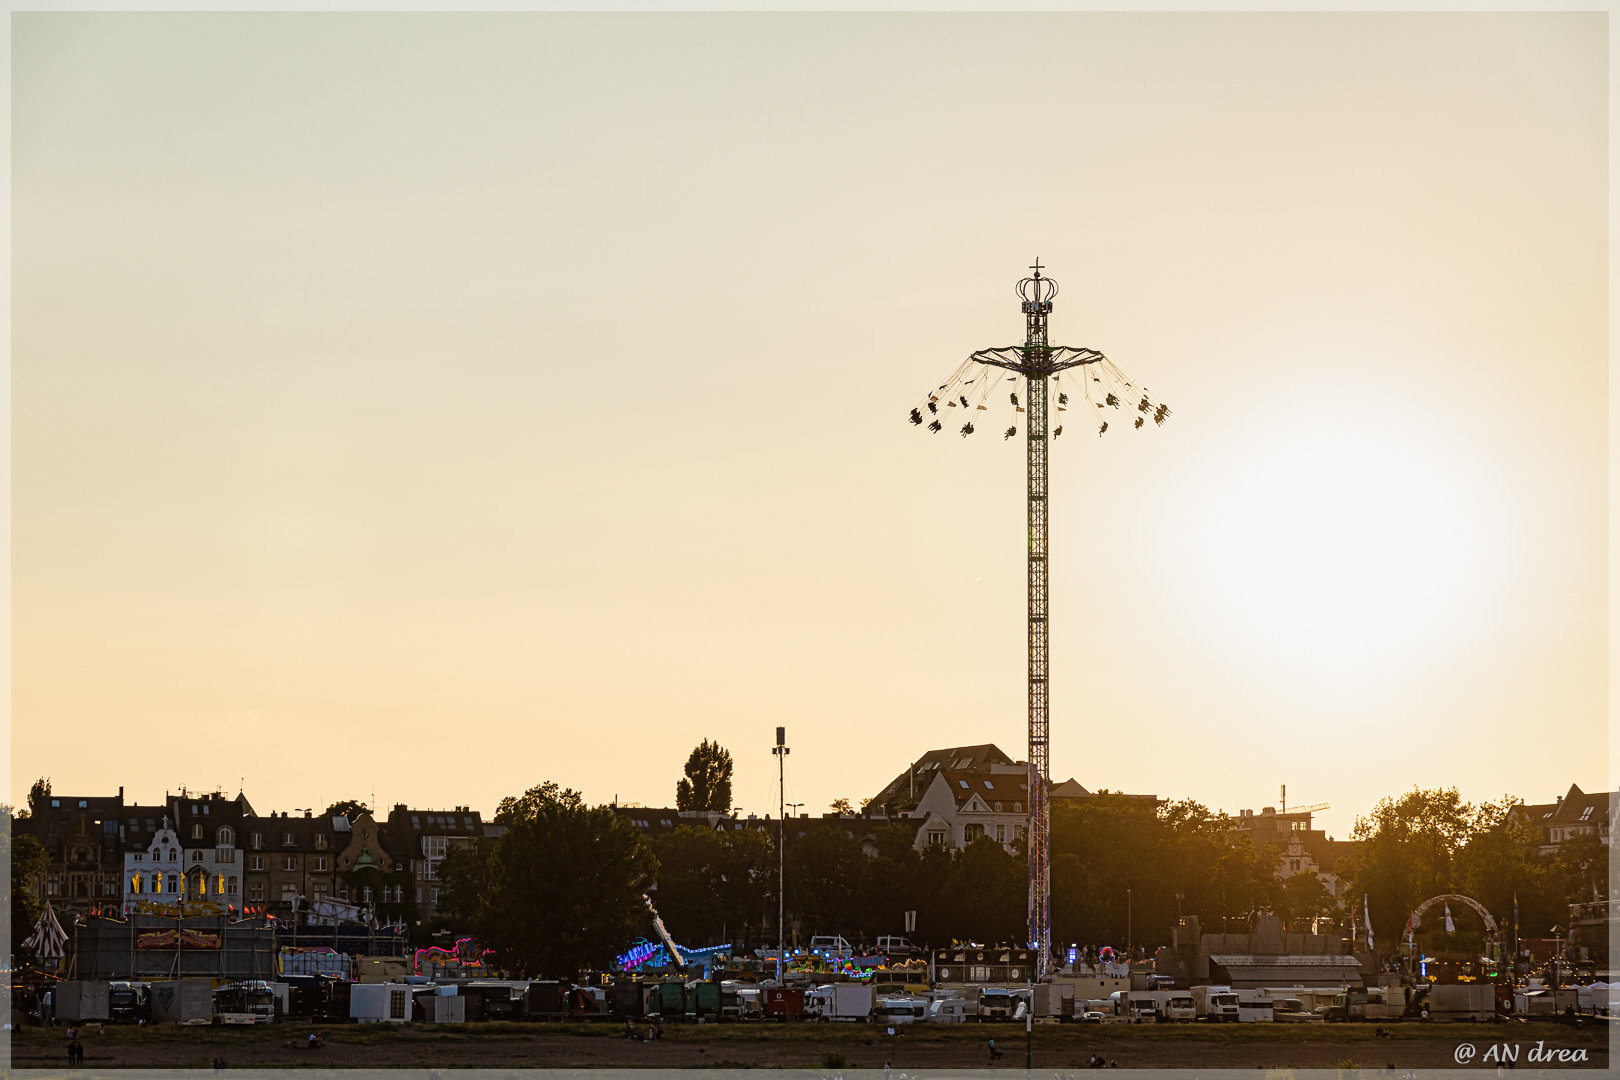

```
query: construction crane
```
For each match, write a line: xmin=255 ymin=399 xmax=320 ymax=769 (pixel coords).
xmin=908 ymin=261 xmax=1168 ymax=979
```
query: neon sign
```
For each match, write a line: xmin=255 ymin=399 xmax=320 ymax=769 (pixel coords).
xmin=616 ymin=938 xmax=666 ymax=970
xmin=413 ymin=936 xmax=494 ymax=973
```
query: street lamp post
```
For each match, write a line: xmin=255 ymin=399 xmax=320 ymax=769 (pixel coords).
xmin=1127 ymin=888 xmax=1133 ymax=961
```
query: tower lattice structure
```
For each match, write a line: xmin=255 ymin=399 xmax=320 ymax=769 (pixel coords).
xmin=909 ymin=261 xmax=1167 ymax=980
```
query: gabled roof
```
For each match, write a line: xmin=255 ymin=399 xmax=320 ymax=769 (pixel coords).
xmin=1514 ymin=784 xmax=1617 ymax=832
xmin=869 ymin=745 xmax=1016 ymax=812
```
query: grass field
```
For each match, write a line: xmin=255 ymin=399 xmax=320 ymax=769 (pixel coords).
xmin=8 ymin=1018 xmax=1610 ymax=1071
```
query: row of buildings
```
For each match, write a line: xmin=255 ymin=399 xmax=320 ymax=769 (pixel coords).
xmin=18 ymin=744 xmax=1613 ymax=934
xmin=20 ymin=789 xmax=499 ymax=930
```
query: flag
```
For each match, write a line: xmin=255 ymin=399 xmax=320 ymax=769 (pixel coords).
xmin=1363 ymin=895 xmax=1374 ymax=950
xmin=1444 ymin=903 xmax=1455 ymax=934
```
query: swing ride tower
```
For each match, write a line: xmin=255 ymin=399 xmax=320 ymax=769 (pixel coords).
xmin=909 ymin=261 xmax=1168 ymax=980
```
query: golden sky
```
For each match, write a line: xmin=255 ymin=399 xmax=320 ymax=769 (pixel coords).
xmin=11 ymin=12 xmax=1608 ymax=840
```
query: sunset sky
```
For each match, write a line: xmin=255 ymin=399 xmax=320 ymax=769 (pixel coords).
xmin=11 ymin=12 xmax=1608 ymax=840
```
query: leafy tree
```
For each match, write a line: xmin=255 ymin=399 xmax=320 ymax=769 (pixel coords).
xmin=943 ymin=836 xmax=1025 ymax=945
xmin=5 ymin=809 xmax=48 ymax=965
xmin=784 ymin=825 xmax=867 ymax=936
xmin=650 ymin=824 xmax=775 ymax=948
xmin=435 ymin=839 xmax=493 ymax=934
xmin=460 ymin=782 xmax=657 ymax=977
xmin=323 ymin=799 xmax=371 ymax=822
xmin=1341 ymin=787 xmax=1506 ymax=954
xmin=829 ymin=798 xmax=853 ymax=815
xmin=1278 ymin=872 xmax=1336 ymax=929
xmin=675 ymin=740 xmax=734 ymax=812
xmin=24 ymin=777 xmax=51 ymax=819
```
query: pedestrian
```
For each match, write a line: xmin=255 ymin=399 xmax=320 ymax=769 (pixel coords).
xmin=885 ymin=1061 xmax=892 ymax=1080
xmin=988 ymin=1037 xmax=1001 ymax=1061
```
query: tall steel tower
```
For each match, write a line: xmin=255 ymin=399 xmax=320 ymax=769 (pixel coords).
xmin=909 ymin=261 xmax=1167 ymax=979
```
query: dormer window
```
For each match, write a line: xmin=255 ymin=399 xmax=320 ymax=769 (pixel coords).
xmin=958 ymin=780 xmax=968 ymax=789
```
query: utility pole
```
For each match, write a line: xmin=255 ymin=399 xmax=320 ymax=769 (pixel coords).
xmin=909 ymin=263 xmax=1167 ymax=981
xmin=773 ymin=727 xmax=789 ymax=982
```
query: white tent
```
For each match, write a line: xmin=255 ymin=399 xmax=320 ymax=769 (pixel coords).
xmin=22 ymin=900 xmax=68 ymax=960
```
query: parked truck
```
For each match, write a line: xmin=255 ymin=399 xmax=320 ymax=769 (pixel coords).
xmin=1153 ymin=989 xmax=1196 ymax=1021
xmin=979 ymin=987 xmax=1016 ymax=1021
xmin=1191 ymin=985 xmax=1240 ymax=1021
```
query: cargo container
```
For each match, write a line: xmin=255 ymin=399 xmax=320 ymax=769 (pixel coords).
xmin=149 ymin=979 xmax=215 ymax=1023
xmin=685 ymin=980 xmax=720 ymax=1021
xmin=350 ymin=983 xmax=413 ymax=1023
xmin=646 ymin=981 xmax=686 ymax=1020
xmin=763 ymin=984 xmax=805 ymax=1019
xmin=526 ymin=980 xmax=566 ymax=1020
xmin=610 ymin=979 xmax=645 ymax=1019
xmin=54 ymin=981 xmax=111 ymax=1023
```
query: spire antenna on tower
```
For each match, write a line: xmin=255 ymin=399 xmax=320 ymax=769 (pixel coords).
xmin=907 ymin=262 xmax=1169 ymax=979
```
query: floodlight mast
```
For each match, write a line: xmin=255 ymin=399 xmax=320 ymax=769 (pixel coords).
xmin=909 ymin=261 xmax=1168 ymax=983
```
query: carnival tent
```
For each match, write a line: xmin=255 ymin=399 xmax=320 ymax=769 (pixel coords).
xmin=23 ymin=900 xmax=68 ymax=960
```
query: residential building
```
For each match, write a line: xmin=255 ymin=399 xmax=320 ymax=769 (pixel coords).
xmin=868 ymin=744 xmax=1156 ymax=854
xmin=24 ymin=791 xmax=127 ymax=915
xmin=1511 ymin=783 xmax=1617 ymax=857
xmin=380 ymin=804 xmax=485 ymax=927
xmin=1229 ymin=805 xmax=1356 ymax=905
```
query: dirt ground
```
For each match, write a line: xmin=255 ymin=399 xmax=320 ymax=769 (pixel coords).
xmin=8 ymin=1018 xmax=1610 ymax=1071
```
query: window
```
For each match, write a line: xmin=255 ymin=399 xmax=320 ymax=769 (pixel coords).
xmin=430 ymin=887 xmax=440 ymax=907
xmin=251 ymin=833 xmax=262 ymax=850
xmin=958 ymin=780 xmax=969 ymax=789
xmin=46 ymin=880 xmax=59 ymax=895
xmin=313 ymin=856 xmax=328 ymax=872
xmin=314 ymin=834 xmax=328 ymax=849
xmin=983 ymin=780 xmax=994 ymax=790
xmin=250 ymin=856 xmax=264 ymax=871
xmin=970 ymin=965 xmax=991 ymax=982
xmin=416 ymin=887 xmax=424 ymax=903
xmin=283 ymin=831 xmax=295 ymax=846
xmin=227 ymin=876 xmax=237 ymax=895
xmin=216 ymin=848 xmax=235 ymax=864
xmin=312 ymin=885 xmax=327 ymax=901
xmin=1013 ymin=803 xmax=1023 ymax=813
xmin=338 ymin=883 xmax=349 ymax=900
xmin=51 ymin=799 xmax=60 ymax=808
xmin=390 ymin=989 xmax=407 ymax=1020
xmin=79 ymin=800 xmax=87 ymax=808
xmin=281 ymin=884 xmax=297 ymax=901
xmin=192 ymin=851 xmax=204 ymax=862
xmin=104 ymin=881 xmax=118 ymax=896
xmin=363 ymin=886 xmax=373 ymax=902
xmin=1581 ymin=806 xmax=1595 ymax=821
xmin=1290 ymin=859 xmax=1300 ymax=871
xmin=191 ymin=823 xmax=203 ymax=840
xmin=964 ymin=824 xmax=985 ymax=842
xmin=134 ymin=854 xmax=144 ymax=862
xmin=249 ymin=882 xmax=264 ymax=901
xmin=995 ymin=825 xmax=1006 ymax=842
xmin=927 ymin=830 xmax=947 ymax=846
xmin=168 ymin=874 xmax=178 ymax=893
xmin=217 ymin=827 xmax=234 ymax=846
xmin=282 ymin=856 xmax=297 ymax=871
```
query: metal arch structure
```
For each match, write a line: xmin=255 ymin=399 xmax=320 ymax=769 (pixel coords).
xmin=1407 ymin=893 xmax=1500 ymax=934
xmin=907 ymin=261 xmax=1168 ymax=981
